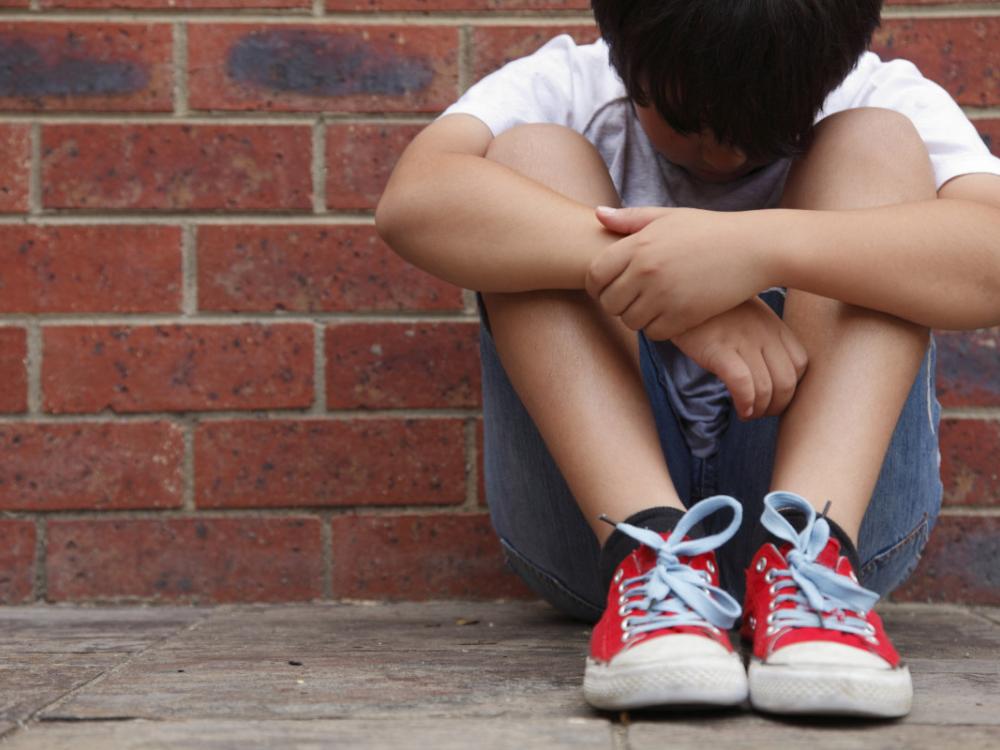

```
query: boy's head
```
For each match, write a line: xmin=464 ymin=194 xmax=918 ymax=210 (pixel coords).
xmin=592 ymin=0 xmax=883 ymax=172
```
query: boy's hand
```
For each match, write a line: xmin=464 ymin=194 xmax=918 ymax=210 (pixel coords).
xmin=586 ymin=206 xmax=772 ymax=340
xmin=672 ymin=297 xmax=809 ymax=420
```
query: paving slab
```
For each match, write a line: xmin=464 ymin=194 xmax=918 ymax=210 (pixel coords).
xmin=40 ymin=601 xmax=593 ymax=721
xmin=1 ymin=718 xmax=615 ymax=750
xmin=0 ymin=606 xmax=208 ymax=724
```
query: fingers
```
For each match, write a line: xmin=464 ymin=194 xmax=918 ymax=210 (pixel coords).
xmin=585 ymin=239 xmax=632 ymax=300
xmin=703 ymin=347 xmax=757 ymax=420
xmin=740 ymin=346 xmax=774 ymax=419
xmin=595 ymin=206 xmax=666 ymax=235
xmin=761 ymin=341 xmax=798 ymax=416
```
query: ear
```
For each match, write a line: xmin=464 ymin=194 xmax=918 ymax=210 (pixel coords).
xmin=595 ymin=206 xmax=668 ymax=235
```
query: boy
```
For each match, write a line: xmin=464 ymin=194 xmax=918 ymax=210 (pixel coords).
xmin=376 ymin=0 xmax=1000 ymax=718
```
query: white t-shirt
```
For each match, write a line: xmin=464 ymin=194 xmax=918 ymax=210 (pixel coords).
xmin=444 ymin=35 xmax=1000 ymax=458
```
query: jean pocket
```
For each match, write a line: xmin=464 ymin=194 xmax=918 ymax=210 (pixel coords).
xmin=859 ymin=513 xmax=930 ymax=597
xmin=499 ymin=537 xmax=604 ymax=624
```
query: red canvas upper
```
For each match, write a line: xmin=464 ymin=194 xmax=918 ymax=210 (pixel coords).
xmin=742 ymin=538 xmax=901 ymax=667
xmin=589 ymin=536 xmax=734 ymax=664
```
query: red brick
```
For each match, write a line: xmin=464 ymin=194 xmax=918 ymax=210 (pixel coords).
xmin=0 ymin=327 xmax=27 ymax=414
xmin=471 ymin=25 xmax=600 ymax=82
xmin=41 ymin=125 xmax=312 ymax=211
xmin=476 ymin=418 xmax=486 ymax=507
xmin=0 ymin=422 xmax=183 ymax=511
xmin=326 ymin=322 xmax=480 ymax=409
xmin=43 ymin=324 xmax=314 ymax=414
xmin=892 ymin=515 xmax=1000 ymax=604
xmin=196 ymin=418 xmax=466 ymax=509
xmin=0 ymin=124 xmax=29 ymax=212
xmin=326 ymin=123 xmax=423 ymax=210
xmin=0 ymin=0 xmax=29 ymax=8
xmin=188 ymin=25 xmax=459 ymax=113
xmin=45 ymin=0 xmax=306 ymax=7
xmin=197 ymin=225 xmax=462 ymax=313
xmin=328 ymin=0 xmax=588 ymax=8
xmin=0 ymin=520 xmax=35 ymax=603
xmin=936 ymin=328 xmax=1000 ymax=408
xmin=872 ymin=18 xmax=1000 ymax=107
xmin=47 ymin=517 xmax=324 ymax=602
xmin=0 ymin=23 xmax=172 ymax=112
xmin=330 ymin=513 xmax=533 ymax=599
xmin=0 ymin=226 xmax=181 ymax=314
xmin=975 ymin=118 xmax=1000 ymax=157
xmin=940 ymin=419 xmax=1000 ymax=507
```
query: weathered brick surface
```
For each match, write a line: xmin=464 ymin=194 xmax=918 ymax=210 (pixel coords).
xmin=42 ymin=324 xmax=314 ymax=414
xmin=330 ymin=513 xmax=532 ymax=599
xmin=936 ymin=328 xmax=1000 ymax=408
xmin=326 ymin=322 xmax=480 ymax=409
xmin=872 ymin=18 xmax=1000 ymax=107
xmin=195 ymin=418 xmax=467 ymax=508
xmin=41 ymin=125 xmax=312 ymax=211
xmin=45 ymin=0 xmax=307 ymax=7
xmin=0 ymin=521 xmax=35 ymax=604
xmin=940 ymin=419 xmax=1000 ymax=508
xmin=0 ymin=422 xmax=184 ymax=511
xmin=197 ymin=225 xmax=462 ymax=313
xmin=0 ymin=226 xmax=181 ymax=314
xmin=326 ymin=123 xmax=423 ymax=210
xmin=470 ymin=25 xmax=600 ymax=81
xmin=0 ymin=124 xmax=29 ymax=212
xmin=893 ymin=515 xmax=1000 ymax=605
xmin=975 ymin=119 xmax=1000 ymax=156
xmin=0 ymin=23 xmax=172 ymax=111
xmin=188 ymin=25 xmax=459 ymax=113
xmin=0 ymin=328 xmax=27 ymax=414
xmin=47 ymin=517 xmax=324 ymax=602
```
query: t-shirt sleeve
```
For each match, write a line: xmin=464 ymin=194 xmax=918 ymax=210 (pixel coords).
xmin=439 ymin=35 xmax=622 ymax=137
xmin=819 ymin=53 xmax=1000 ymax=189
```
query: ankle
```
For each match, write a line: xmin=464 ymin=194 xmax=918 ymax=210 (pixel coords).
xmin=598 ymin=506 xmax=693 ymax=591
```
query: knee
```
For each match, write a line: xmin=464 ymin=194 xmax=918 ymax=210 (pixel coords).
xmin=785 ymin=107 xmax=936 ymax=208
xmin=484 ymin=124 xmax=619 ymax=206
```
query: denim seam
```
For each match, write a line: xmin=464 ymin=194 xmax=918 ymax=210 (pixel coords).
xmin=498 ymin=536 xmax=604 ymax=618
xmin=860 ymin=512 xmax=929 ymax=579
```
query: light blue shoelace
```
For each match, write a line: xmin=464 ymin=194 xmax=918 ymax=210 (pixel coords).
xmin=609 ymin=495 xmax=743 ymax=639
xmin=761 ymin=491 xmax=880 ymax=637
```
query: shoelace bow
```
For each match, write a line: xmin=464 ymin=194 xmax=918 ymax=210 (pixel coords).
xmin=609 ymin=496 xmax=743 ymax=639
xmin=761 ymin=492 xmax=880 ymax=637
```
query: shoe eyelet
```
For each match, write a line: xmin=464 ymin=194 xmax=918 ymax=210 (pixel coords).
xmin=765 ymin=625 xmax=777 ymax=636
xmin=618 ymin=594 xmax=627 ymax=606
xmin=857 ymin=610 xmax=867 ymax=619
xmin=766 ymin=612 xmax=776 ymax=625
xmin=617 ymin=583 xmax=625 ymax=594
xmin=613 ymin=569 xmax=624 ymax=583
xmin=621 ymin=632 xmax=630 ymax=643
xmin=748 ymin=615 xmax=757 ymax=629
xmin=866 ymin=636 xmax=879 ymax=645
xmin=768 ymin=599 xmax=777 ymax=611
xmin=764 ymin=568 xmax=778 ymax=583
xmin=768 ymin=583 xmax=779 ymax=596
xmin=755 ymin=558 xmax=767 ymax=573
xmin=620 ymin=617 xmax=631 ymax=631
xmin=706 ymin=560 xmax=716 ymax=574
xmin=617 ymin=605 xmax=629 ymax=617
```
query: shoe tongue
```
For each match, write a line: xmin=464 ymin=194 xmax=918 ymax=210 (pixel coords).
xmin=815 ymin=536 xmax=842 ymax=569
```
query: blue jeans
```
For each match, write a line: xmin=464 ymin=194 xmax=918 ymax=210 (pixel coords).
xmin=480 ymin=292 xmax=943 ymax=623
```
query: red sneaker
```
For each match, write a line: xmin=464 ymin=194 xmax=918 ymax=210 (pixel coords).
xmin=583 ymin=496 xmax=748 ymax=710
xmin=743 ymin=492 xmax=913 ymax=717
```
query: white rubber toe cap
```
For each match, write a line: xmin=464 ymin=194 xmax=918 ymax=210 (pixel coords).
xmin=613 ymin=632 xmax=733 ymax=668
xmin=767 ymin=640 xmax=891 ymax=669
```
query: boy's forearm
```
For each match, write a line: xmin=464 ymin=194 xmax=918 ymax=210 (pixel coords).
xmin=761 ymin=200 xmax=1000 ymax=329
xmin=376 ymin=154 xmax=618 ymax=292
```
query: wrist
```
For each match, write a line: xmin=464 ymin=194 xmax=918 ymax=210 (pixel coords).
xmin=749 ymin=208 xmax=807 ymax=289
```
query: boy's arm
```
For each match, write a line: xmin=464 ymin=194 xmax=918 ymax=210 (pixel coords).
xmin=376 ymin=114 xmax=615 ymax=291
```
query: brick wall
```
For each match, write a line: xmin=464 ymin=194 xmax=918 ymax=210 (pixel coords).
xmin=0 ymin=1 xmax=997 ymax=605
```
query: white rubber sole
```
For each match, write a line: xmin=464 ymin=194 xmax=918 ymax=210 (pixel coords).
xmin=748 ymin=660 xmax=913 ymax=717
xmin=583 ymin=653 xmax=749 ymax=711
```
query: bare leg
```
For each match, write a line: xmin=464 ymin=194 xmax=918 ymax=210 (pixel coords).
xmin=481 ymin=124 xmax=685 ymax=545
xmin=771 ymin=108 xmax=937 ymax=542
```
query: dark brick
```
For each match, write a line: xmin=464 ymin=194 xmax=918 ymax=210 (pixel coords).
xmin=43 ymin=324 xmax=314 ymax=414
xmin=328 ymin=0 xmax=589 ymax=8
xmin=47 ymin=517 xmax=324 ymax=602
xmin=0 ymin=226 xmax=181 ymax=313
xmin=330 ymin=513 xmax=533 ymax=599
xmin=0 ymin=422 xmax=184 ymax=511
xmin=940 ymin=419 xmax=1000 ymax=507
xmin=0 ymin=124 xmax=29 ymax=212
xmin=195 ymin=418 xmax=467 ymax=508
xmin=197 ymin=225 xmax=462 ymax=313
xmin=471 ymin=24 xmax=599 ymax=82
xmin=0 ymin=520 xmax=35 ymax=603
xmin=0 ymin=23 xmax=172 ymax=111
xmin=326 ymin=123 xmax=422 ymax=210
xmin=188 ymin=25 xmax=459 ymax=113
xmin=974 ymin=118 xmax=1000 ymax=157
xmin=45 ymin=0 xmax=307 ymax=6
xmin=872 ymin=18 xmax=1000 ymax=107
xmin=936 ymin=328 xmax=1000 ymax=408
xmin=325 ymin=322 xmax=481 ymax=409
xmin=892 ymin=515 xmax=1000 ymax=605
xmin=0 ymin=327 xmax=27 ymax=414
xmin=41 ymin=124 xmax=312 ymax=211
